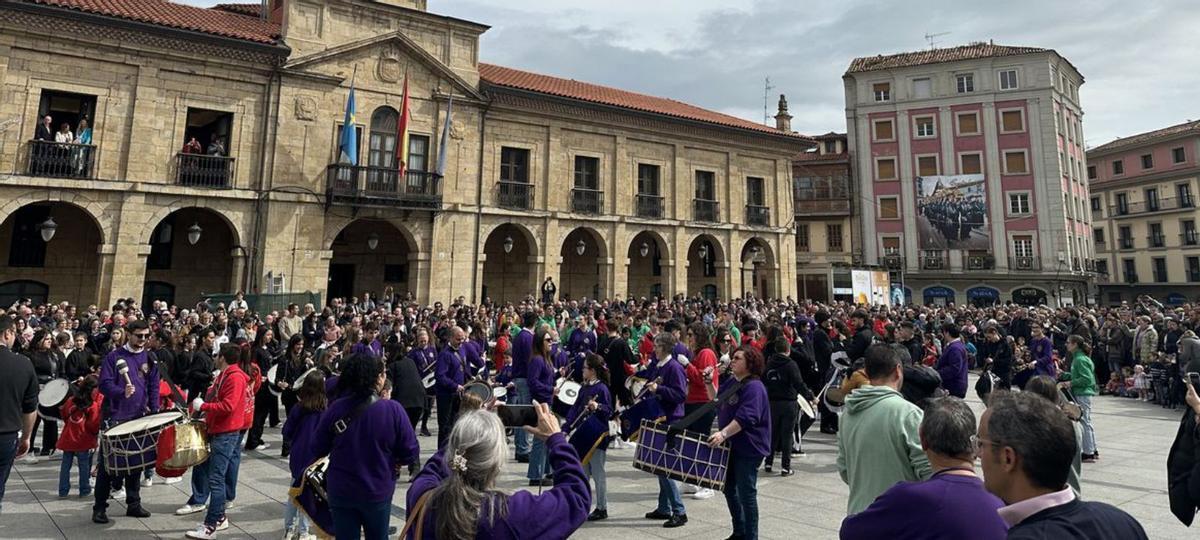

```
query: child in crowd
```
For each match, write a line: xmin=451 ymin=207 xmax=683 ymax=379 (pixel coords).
xmin=1166 ymin=356 xmax=1182 ymax=409
xmin=1103 ymin=372 xmax=1124 ymax=396
xmin=282 ymin=370 xmax=327 ymax=540
xmin=1149 ymin=356 xmax=1168 ymax=404
xmin=1133 ymin=364 xmax=1149 ymax=401
xmin=57 ymin=375 xmax=102 ymax=497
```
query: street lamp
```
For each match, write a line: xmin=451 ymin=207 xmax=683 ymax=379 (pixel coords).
xmin=575 ymin=239 xmax=586 ymax=256
xmin=367 ymin=232 xmax=380 ymax=251
xmin=639 ymin=242 xmax=649 ymax=258
xmin=187 ymin=222 xmax=202 ymax=245
xmin=699 ymin=243 xmax=709 ymax=261
xmin=503 ymin=235 xmax=514 ymax=254
xmin=39 ymin=217 xmax=57 ymax=242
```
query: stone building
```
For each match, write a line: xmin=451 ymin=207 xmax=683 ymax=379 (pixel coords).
xmin=1088 ymin=120 xmax=1200 ymax=305
xmin=791 ymin=130 xmax=855 ymax=303
xmin=0 ymin=0 xmax=808 ymax=308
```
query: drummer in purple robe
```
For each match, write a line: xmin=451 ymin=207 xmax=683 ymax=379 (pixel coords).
xmin=641 ymin=332 xmax=689 ymax=528
xmin=92 ymin=320 xmax=159 ymax=524
xmin=708 ymin=345 xmax=771 ymax=540
xmin=408 ymin=330 xmax=436 ymax=436
xmin=561 ymin=353 xmax=613 ymax=521
xmin=434 ymin=327 xmax=469 ymax=449
xmin=404 ymin=404 xmax=590 ymax=539
xmin=565 ymin=316 xmax=596 ymax=382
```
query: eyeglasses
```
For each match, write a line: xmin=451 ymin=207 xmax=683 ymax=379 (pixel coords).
xmin=132 ymin=333 xmax=150 ymax=339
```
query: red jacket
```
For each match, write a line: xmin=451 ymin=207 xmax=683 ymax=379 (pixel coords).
xmin=202 ymin=364 xmax=250 ymax=435
xmin=493 ymin=335 xmax=510 ymax=373
xmin=241 ymin=363 xmax=261 ymax=430
xmin=684 ymin=348 xmax=719 ymax=404
xmin=57 ymin=391 xmax=103 ymax=452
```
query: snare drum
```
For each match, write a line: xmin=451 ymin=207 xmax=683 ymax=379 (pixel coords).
xmin=553 ymin=379 xmax=582 ymax=418
xmin=292 ymin=367 xmax=319 ymax=391
xmin=101 ymin=411 xmax=183 ymax=474
xmin=267 ymin=365 xmax=281 ymax=397
xmin=492 ymin=386 xmax=508 ymax=403
xmin=633 ymin=419 xmax=730 ymax=491
xmin=625 ymin=376 xmax=649 ymax=398
xmin=37 ymin=379 xmax=70 ymax=421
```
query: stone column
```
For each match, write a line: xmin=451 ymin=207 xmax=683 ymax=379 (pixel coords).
xmin=230 ymin=248 xmax=247 ymax=293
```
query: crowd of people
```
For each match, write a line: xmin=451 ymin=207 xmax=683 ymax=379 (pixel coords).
xmin=1 ymin=290 xmax=1198 ymax=539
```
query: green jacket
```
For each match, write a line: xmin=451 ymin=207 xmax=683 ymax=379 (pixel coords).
xmin=1062 ymin=350 xmax=1098 ymax=396
xmin=836 ymin=384 xmax=932 ymax=515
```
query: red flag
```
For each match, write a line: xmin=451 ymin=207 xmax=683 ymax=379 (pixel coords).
xmin=397 ymin=74 xmax=410 ymax=177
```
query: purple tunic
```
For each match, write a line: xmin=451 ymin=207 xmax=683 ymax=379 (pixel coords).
xmin=282 ymin=405 xmax=323 ymax=482
xmin=839 ymin=472 xmax=1007 ymax=540
xmin=312 ymin=396 xmax=419 ymax=502
xmin=527 ymin=355 xmax=556 ymax=404
xmin=405 ymin=433 xmax=590 ymax=539
xmin=936 ymin=340 xmax=968 ymax=398
xmin=98 ymin=347 xmax=160 ymax=422
xmin=672 ymin=341 xmax=693 ymax=362
xmin=562 ymin=381 xmax=613 ymax=432
xmin=408 ymin=346 xmax=436 ymax=372
xmin=435 ymin=346 xmax=467 ymax=396
xmin=512 ymin=328 xmax=534 ymax=379
xmin=1029 ymin=336 xmax=1057 ymax=378
xmin=641 ymin=357 xmax=687 ymax=422
xmin=463 ymin=340 xmax=487 ymax=379
xmin=716 ymin=378 xmax=771 ymax=458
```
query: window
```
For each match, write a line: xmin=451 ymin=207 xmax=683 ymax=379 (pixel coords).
xmin=746 ymin=176 xmax=765 ymax=206
xmin=695 ymin=170 xmax=716 ymax=200
xmin=184 ymin=107 xmax=233 ymax=157
xmin=1096 ymin=259 xmax=1108 ymax=276
xmin=1141 ymin=154 xmax=1154 ymax=170
xmin=1118 ymin=225 xmax=1133 ymax=248
xmin=1146 ymin=188 xmax=1160 ymax=211
xmin=367 ymin=107 xmax=399 ymax=168
xmin=882 ymin=237 xmax=901 ymax=255
xmin=407 ymin=135 xmax=430 ymax=172
xmin=873 ymin=82 xmax=891 ymax=102
xmin=1123 ymin=259 xmax=1137 ymax=283
xmin=912 ymin=78 xmax=932 ymax=98
xmin=1116 ymin=193 xmax=1129 ymax=214
xmin=1003 ymin=150 xmax=1028 ymax=175
xmin=914 ymin=116 xmax=936 ymax=138
xmin=1179 ymin=183 xmax=1194 ymax=207
xmin=1153 ymin=257 xmax=1168 ymax=283
xmin=1012 ymin=235 xmax=1033 ymax=258
xmin=1000 ymin=110 xmax=1025 ymax=133
xmin=500 ymin=147 xmax=530 ymax=183
xmin=917 ymin=155 xmax=938 ymax=177
xmin=1113 ymin=160 xmax=1124 ymax=175
xmin=1087 ymin=165 xmax=1096 ymax=180
xmin=1183 ymin=220 xmax=1197 ymax=245
xmin=960 ymin=153 xmax=983 ymax=175
xmin=878 ymin=197 xmax=900 ymax=219
xmin=827 ymin=224 xmax=843 ymax=252
xmin=956 ymin=112 xmax=979 ymax=135
xmin=956 ymin=74 xmax=974 ymax=93
xmin=1090 ymin=197 xmax=1101 ymax=212
xmin=876 ymin=158 xmax=897 ymax=181
xmin=1008 ymin=192 xmax=1031 ymax=215
xmin=1174 ymin=147 xmax=1187 ymax=164
xmin=1150 ymin=222 xmax=1164 ymax=247
xmin=1190 ymin=257 xmax=1200 ymax=282
xmin=998 ymin=69 xmax=1019 ymax=90
xmin=824 ymin=140 xmax=838 ymax=154
xmin=796 ymin=225 xmax=809 ymax=252
xmin=873 ymin=119 xmax=895 ymax=141
xmin=1093 ymin=227 xmax=1105 ymax=244
xmin=573 ymin=156 xmax=599 ymax=190
xmin=638 ymin=164 xmax=660 ymax=196
xmin=8 ymin=205 xmax=49 ymax=268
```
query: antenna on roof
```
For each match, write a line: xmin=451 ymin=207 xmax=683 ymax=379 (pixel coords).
xmin=762 ymin=77 xmax=775 ymax=126
xmin=925 ymin=31 xmax=951 ymax=49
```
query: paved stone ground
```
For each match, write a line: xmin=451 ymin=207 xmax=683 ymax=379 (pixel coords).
xmin=1 ymin=377 xmax=1194 ymax=539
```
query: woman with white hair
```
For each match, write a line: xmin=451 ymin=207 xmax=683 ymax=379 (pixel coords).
xmin=404 ymin=404 xmax=590 ymax=538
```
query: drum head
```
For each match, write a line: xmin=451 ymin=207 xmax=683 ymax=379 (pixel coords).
xmin=267 ymin=365 xmax=279 ymax=382
xmin=463 ymin=382 xmax=491 ymax=403
xmin=625 ymin=377 xmax=647 ymax=397
xmin=492 ymin=386 xmax=508 ymax=400
xmin=293 ymin=367 xmax=319 ymax=390
xmin=39 ymin=379 xmax=70 ymax=407
xmin=105 ymin=411 xmax=183 ymax=436
xmin=558 ymin=381 xmax=582 ymax=405
xmin=797 ymin=396 xmax=815 ymax=418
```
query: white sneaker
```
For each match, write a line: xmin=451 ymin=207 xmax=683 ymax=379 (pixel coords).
xmin=176 ymin=503 xmax=207 ymax=516
xmin=252 ymin=443 xmax=271 ymax=451
xmin=185 ymin=524 xmax=217 ymax=540
xmin=225 ymin=500 xmax=235 ymax=510
xmin=140 ymin=477 xmax=153 ymax=488
xmin=111 ymin=488 xmax=125 ymax=500
xmin=22 ymin=454 xmax=39 ymax=464
xmin=216 ymin=516 xmax=229 ymax=531
xmin=164 ymin=476 xmax=182 ymax=485
xmin=693 ymin=488 xmax=716 ymax=500
xmin=298 ymin=534 xmax=316 ymax=540
xmin=681 ymin=483 xmax=698 ymax=494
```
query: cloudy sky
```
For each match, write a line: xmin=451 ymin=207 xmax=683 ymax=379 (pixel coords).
xmin=193 ymin=0 xmax=1199 ymax=145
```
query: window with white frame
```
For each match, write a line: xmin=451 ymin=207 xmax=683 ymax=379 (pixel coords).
xmin=1012 ymin=236 xmax=1034 ymax=257
xmin=956 ymin=74 xmax=974 ymax=93
xmin=882 ymin=237 xmax=901 ymax=255
xmin=956 ymin=112 xmax=980 ymax=135
xmin=912 ymin=78 xmax=932 ymax=98
xmin=872 ymin=82 xmax=891 ymax=102
xmin=999 ymin=69 xmax=1019 ymax=90
xmin=914 ymin=116 xmax=935 ymax=138
xmin=1008 ymin=192 xmax=1031 ymax=215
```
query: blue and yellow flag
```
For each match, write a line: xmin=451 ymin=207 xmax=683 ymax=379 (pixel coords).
xmin=338 ymin=84 xmax=358 ymax=165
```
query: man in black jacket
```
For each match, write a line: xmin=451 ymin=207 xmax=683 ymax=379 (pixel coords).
xmin=812 ymin=310 xmax=838 ymax=434
xmin=978 ymin=326 xmax=1014 ymax=390
xmin=846 ymin=311 xmax=875 ymax=363
xmin=0 ymin=316 xmax=38 ymax=513
xmin=896 ymin=322 xmax=924 ymax=366
xmin=603 ymin=326 xmax=635 ymax=407
xmin=762 ymin=338 xmax=813 ymax=475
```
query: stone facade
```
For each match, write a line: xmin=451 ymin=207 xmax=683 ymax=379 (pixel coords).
xmin=0 ymin=0 xmax=806 ymax=308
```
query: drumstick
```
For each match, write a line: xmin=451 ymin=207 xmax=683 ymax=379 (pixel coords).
xmin=116 ymin=359 xmax=133 ymax=388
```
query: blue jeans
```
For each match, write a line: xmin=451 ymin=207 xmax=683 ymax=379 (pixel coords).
xmin=284 ymin=498 xmax=310 ymax=535
xmin=330 ymin=498 xmax=390 ymax=540
xmin=1077 ymin=395 xmax=1096 ymax=454
xmin=188 ymin=433 xmax=241 ymax=507
xmin=656 ymin=473 xmax=685 ymax=515
xmin=58 ymin=450 xmax=93 ymax=496
xmin=723 ymin=455 xmax=762 ymax=539
xmin=0 ymin=432 xmax=17 ymax=513
xmin=527 ymin=436 xmax=549 ymax=480
xmin=201 ymin=432 xmax=240 ymax=526
xmin=512 ymin=378 xmax=530 ymax=456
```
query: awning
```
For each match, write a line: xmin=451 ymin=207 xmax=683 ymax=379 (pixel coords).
xmin=923 ymin=286 xmax=955 ymax=298
xmin=1167 ymin=293 xmax=1188 ymax=305
xmin=967 ymin=286 xmax=1000 ymax=300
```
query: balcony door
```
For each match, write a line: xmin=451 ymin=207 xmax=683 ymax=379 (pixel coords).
xmin=368 ymin=107 xmax=399 ymax=169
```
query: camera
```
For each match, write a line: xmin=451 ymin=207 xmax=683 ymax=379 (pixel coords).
xmin=495 ymin=404 xmax=539 ymax=428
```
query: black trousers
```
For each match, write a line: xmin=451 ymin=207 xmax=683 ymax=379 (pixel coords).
xmin=818 ymin=398 xmax=838 ymax=433
xmin=30 ymin=417 xmax=57 ymax=455
xmin=436 ymin=393 xmax=460 ymax=449
xmin=246 ymin=389 xmax=275 ymax=449
xmin=420 ymin=396 xmax=433 ymax=428
xmin=404 ymin=406 xmax=423 ymax=473
xmin=766 ymin=400 xmax=798 ymax=470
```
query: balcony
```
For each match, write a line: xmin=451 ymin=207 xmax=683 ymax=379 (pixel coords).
xmin=325 ymin=165 xmax=441 ymax=209
xmin=636 ymin=194 xmax=664 ymax=219
xmin=1012 ymin=256 xmax=1041 ymax=271
xmin=1109 ymin=197 xmax=1191 ymax=216
xmin=694 ymin=199 xmax=720 ymax=222
xmin=1124 ymin=273 xmax=1139 ymax=284
xmin=921 ymin=253 xmax=947 ymax=270
xmin=177 ymin=153 xmax=235 ymax=189
xmin=882 ymin=254 xmax=903 ymax=269
xmin=571 ymin=188 xmax=604 ymax=214
xmin=746 ymin=204 xmax=770 ymax=226
xmin=794 ymin=175 xmax=852 ymax=216
xmin=794 ymin=198 xmax=852 ymax=216
xmin=27 ymin=140 xmax=97 ymax=179
xmin=1183 ymin=232 xmax=1200 ymax=247
xmin=1072 ymin=257 xmax=1082 ymax=271
xmin=964 ymin=252 xmax=995 ymax=271
xmin=1095 ymin=239 xmax=1107 ymax=251
xmin=1118 ymin=237 xmax=1135 ymax=250
xmin=497 ymin=181 xmax=534 ymax=210
xmin=1148 ymin=234 xmax=1166 ymax=248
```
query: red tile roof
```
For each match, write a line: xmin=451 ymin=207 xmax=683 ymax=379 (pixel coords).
xmin=1087 ymin=119 xmax=1200 ymax=156
xmin=479 ymin=63 xmax=810 ymax=139
xmin=847 ymin=43 xmax=1047 ymax=74
xmin=27 ymin=0 xmax=281 ymax=44
xmin=211 ymin=2 xmax=261 ymax=17
xmin=813 ymin=131 xmax=845 ymax=140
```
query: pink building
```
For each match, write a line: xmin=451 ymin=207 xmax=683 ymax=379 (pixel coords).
xmin=844 ymin=43 xmax=1093 ymax=306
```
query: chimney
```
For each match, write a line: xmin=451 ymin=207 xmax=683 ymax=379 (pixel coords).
xmin=774 ymin=94 xmax=792 ymax=132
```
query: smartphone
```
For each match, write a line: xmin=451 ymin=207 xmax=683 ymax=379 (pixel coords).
xmin=1188 ymin=372 xmax=1200 ymax=388
xmin=496 ymin=404 xmax=539 ymax=428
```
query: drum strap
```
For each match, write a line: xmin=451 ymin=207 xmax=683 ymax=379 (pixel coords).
xmin=399 ymin=491 xmax=433 ymax=539
xmin=667 ymin=379 xmax=744 ymax=436
xmin=333 ymin=395 xmax=378 ymax=436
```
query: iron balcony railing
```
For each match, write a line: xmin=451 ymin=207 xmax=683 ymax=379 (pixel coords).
xmin=963 ymin=252 xmax=995 ymax=270
xmin=1183 ymin=232 xmax=1199 ymax=246
xmin=746 ymin=204 xmax=770 ymax=226
xmin=177 ymin=153 xmax=235 ymax=188
xmin=27 ymin=140 xmax=96 ymax=179
xmin=921 ymin=253 xmax=948 ymax=270
xmin=497 ymin=181 xmax=534 ymax=210
xmin=570 ymin=188 xmax=603 ymax=214
xmin=636 ymin=194 xmax=664 ymax=219
xmin=693 ymin=199 xmax=719 ymax=222
xmin=794 ymin=198 xmax=851 ymax=216
xmin=325 ymin=165 xmax=441 ymax=209
xmin=1109 ymin=197 xmax=1192 ymax=216
xmin=1011 ymin=256 xmax=1041 ymax=271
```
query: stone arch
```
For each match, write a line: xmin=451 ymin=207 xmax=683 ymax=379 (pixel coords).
xmin=686 ymin=233 xmax=727 ymax=300
xmin=480 ymin=221 xmax=540 ymax=260
xmin=559 ymin=226 xmax=609 ymax=301
xmin=0 ymin=200 xmax=105 ymax=305
xmin=481 ymin=222 xmax=541 ymax=304
xmin=740 ymin=236 xmax=777 ymax=299
xmin=144 ymin=207 xmax=241 ymax=307
xmin=626 ymin=229 xmax=671 ymax=299
xmin=0 ymin=193 xmax=109 ymax=244
xmin=141 ymin=203 xmax=245 ymax=249
xmin=327 ymin=218 xmax=418 ymax=304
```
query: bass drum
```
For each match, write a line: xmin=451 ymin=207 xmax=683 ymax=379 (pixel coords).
xmin=37 ymin=379 xmax=71 ymax=421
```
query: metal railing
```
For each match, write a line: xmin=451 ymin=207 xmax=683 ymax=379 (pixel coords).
xmin=1183 ymin=232 xmax=1199 ymax=246
xmin=1011 ymin=255 xmax=1041 ymax=271
xmin=746 ymin=204 xmax=770 ymax=226
xmin=1109 ymin=197 xmax=1192 ymax=216
xmin=1119 ymin=238 xmax=1135 ymax=250
xmin=1148 ymin=234 xmax=1166 ymax=248
xmin=636 ymin=194 xmax=664 ymax=218
xmin=794 ymin=198 xmax=851 ymax=215
xmin=693 ymin=199 xmax=720 ymax=222
xmin=1124 ymin=272 xmax=1139 ymax=284
xmin=497 ymin=181 xmax=534 ymax=210
xmin=963 ymin=252 xmax=994 ymax=270
xmin=921 ymin=253 xmax=947 ymax=270
xmin=27 ymin=140 xmax=96 ymax=179
xmin=571 ymin=188 xmax=603 ymax=214
xmin=326 ymin=165 xmax=441 ymax=208
xmin=177 ymin=153 xmax=235 ymax=188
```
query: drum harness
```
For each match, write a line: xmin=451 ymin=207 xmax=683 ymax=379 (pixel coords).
xmin=308 ymin=394 xmax=380 ymax=503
